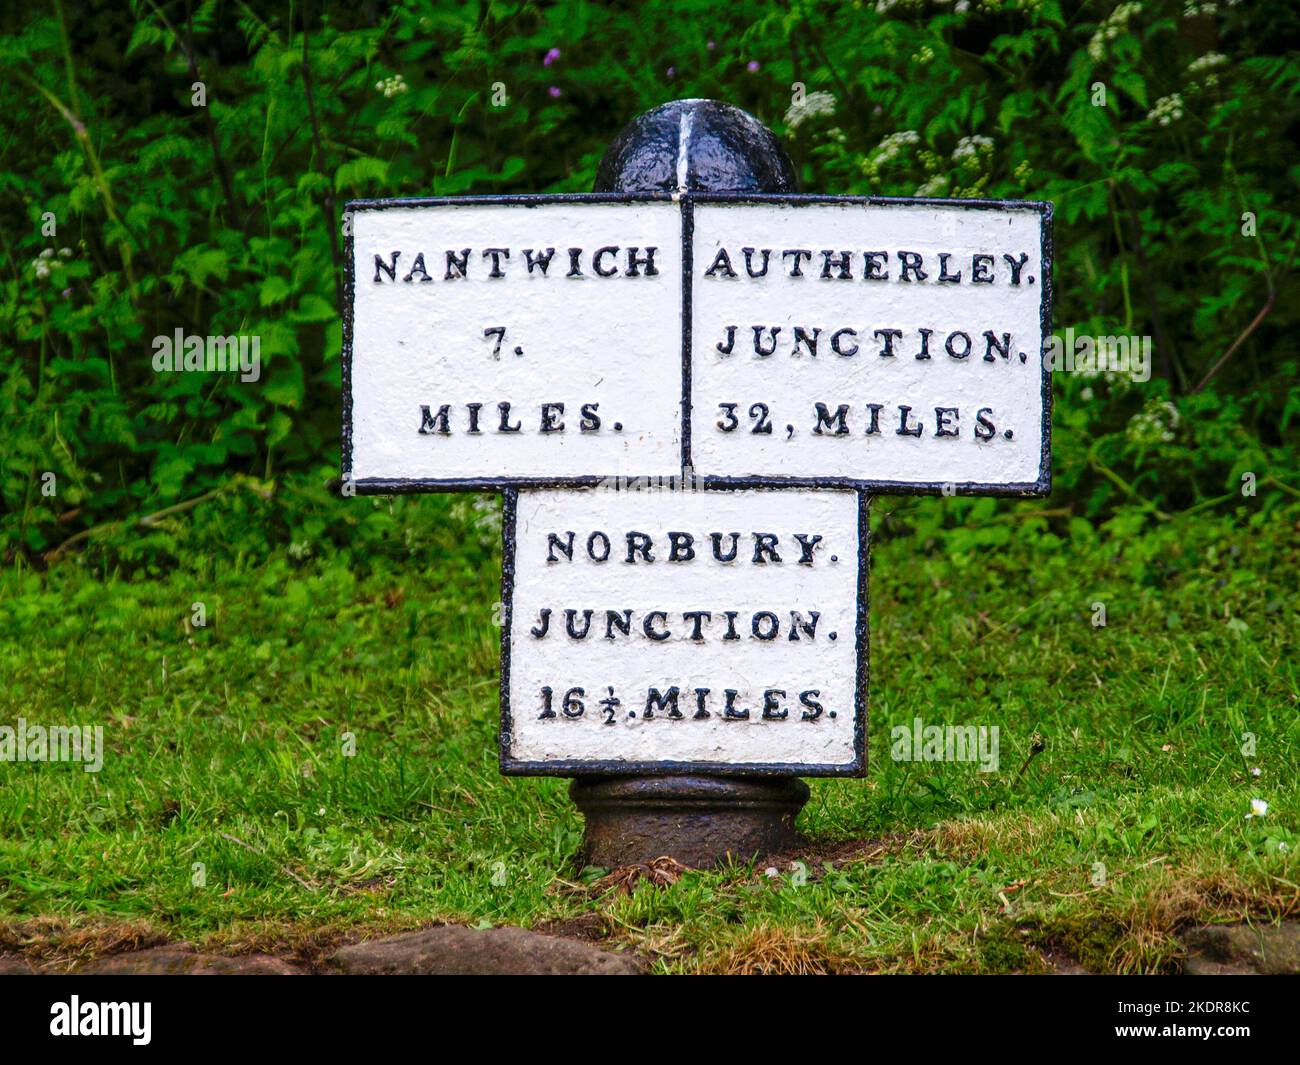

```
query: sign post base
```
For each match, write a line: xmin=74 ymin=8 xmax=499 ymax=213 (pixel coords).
xmin=570 ymin=775 xmax=809 ymax=869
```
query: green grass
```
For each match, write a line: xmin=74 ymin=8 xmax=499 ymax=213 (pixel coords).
xmin=1 ymin=483 xmax=1297 ymax=973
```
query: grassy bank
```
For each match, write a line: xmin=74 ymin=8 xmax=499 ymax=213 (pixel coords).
xmin=1 ymin=484 xmax=1296 ymax=973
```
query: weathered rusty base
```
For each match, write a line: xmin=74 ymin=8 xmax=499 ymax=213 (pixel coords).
xmin=570 ymin=775 xmax=809 ymax=869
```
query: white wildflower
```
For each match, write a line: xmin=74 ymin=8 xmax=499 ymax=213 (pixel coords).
xmin=1246 ymin=798 xmax=1269 ymax=818
xmin=863 ymin=130 xmax=921 ymax=179
xmin=1088 ymin=2 xmax=1143 ymax=63
xmin=1127 ymin=399 xmax=1181 ymax=446
xmin=952 ymin=134 xmax=993 ymax=162
xmin=1188 ymin=52 xmax=1227 ymax=73
xmin=1188 ymin=53 xmax=1227 ymax=91
xmin=376 ymin=74 xmax=408 ymax=98
xmin=876 ymin=130 xmax=920 ymax=157
xmin=784 ymin=90 xmax=836 ymax=131
xmin=1146 ymin=93 xmax=1184 ymax=126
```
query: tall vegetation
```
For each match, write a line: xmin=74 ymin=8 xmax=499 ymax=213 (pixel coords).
xmin=2 ymin=0 xmax=1297 ymax=561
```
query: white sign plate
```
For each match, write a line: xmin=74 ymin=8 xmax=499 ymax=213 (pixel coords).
xmin=344 ymin=196 xmax=684 ymax=489
xmin=345 ymin=195 xmax=1050 ymax=494
xmin=501 ymin=486 xmax=866 ymax=775
xmin=688 ymin=197 xmax=1051 ymax=492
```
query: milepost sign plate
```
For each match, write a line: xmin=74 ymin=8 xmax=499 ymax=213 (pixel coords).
xmin=501 ymin=486 xmax=868 ymax=776
xmin=343 ymin=194 xmax=684 ymax=491
xmin=343 ymin=192 xmax=1049 ymax=777
xmin=342 ymin=194 xmax=1051 ymax=495
xmin=687 ymin=195 xmax=1052 ymax=494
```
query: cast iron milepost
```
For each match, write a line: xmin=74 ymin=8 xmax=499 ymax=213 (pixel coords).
xmin=569 ymin=99 xmax=810 ymax=869
xmin=345 ymin=97 xmax=1050 ymax=870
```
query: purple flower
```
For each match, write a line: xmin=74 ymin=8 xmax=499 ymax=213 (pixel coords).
xmin=707 ymin=40 xmax=716 ymax=50
xmin=544 ymin=48 xmax=560 ymax=66
xmin=548 ymin=85 xmax=562 ymax=98
xmin=62 ymin=288 xmax=72 ymax=299
xmin=747 ymin=60 xmax=760 ymax=72
xmin=667 ymin=66 xmax=676 ymax=78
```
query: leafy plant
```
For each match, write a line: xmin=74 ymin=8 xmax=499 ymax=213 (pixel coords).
xmin=1 ymin=0 xmax=1297 ymax=562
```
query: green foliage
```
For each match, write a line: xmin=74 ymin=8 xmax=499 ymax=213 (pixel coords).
xmin=2 ymin=2 xmax=1296 ymax=970
xmin=1 ymin=0 xmax=1298 ymax=560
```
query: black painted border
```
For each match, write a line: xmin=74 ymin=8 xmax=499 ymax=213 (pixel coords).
xmin=342 ymin=193 xmax=1053 ymax=497
xmin=498 ymin=486 xmax=870 ymax=777
xmin=681 ymin=197 xmax=694 ymax=472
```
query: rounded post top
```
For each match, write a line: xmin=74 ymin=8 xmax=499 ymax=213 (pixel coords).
xmin=594 ymin=99 xmax=797 ymax=196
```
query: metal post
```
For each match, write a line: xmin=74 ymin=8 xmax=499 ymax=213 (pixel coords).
xmin=569 ymin=99 xmax=809 ymax=869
